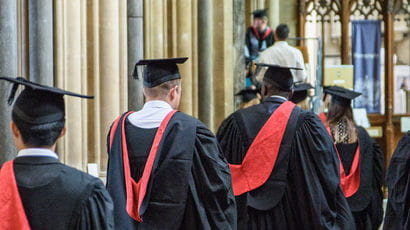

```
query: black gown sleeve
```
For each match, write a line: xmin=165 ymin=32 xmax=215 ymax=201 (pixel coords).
xmin=216 ymin=114 xmax=246 ymax=164
xmin=183 ymin=122 xmax=237 ymax=230
xmin=384 ymin=131 xmax=410 ymax=229
xmin=74 ymin=179 xmax=115 ymax=230
xmin=371 ymin=137 xmax=384 ymax=227
xmin=290 ymin=112 xmax=355 ymax=229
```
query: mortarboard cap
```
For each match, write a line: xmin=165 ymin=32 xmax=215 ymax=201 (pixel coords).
xmin=290 ymin=82 xmax=313 ymax=103
xmin=134 ymin=57 xmax=188 ymax=88
xmin=235 ymin=88 xmax=260 ymax=103
xmin=323 ymin=85 xmax=361 ymax=106
xmin=256 ymin=63 xmax=302 ymax=91
xmin=252 ymin=9 xmax=268 ymax=19
xmin=0 ymin=77 xmax=93 ymax=125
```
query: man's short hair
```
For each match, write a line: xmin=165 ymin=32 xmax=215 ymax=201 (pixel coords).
xmin=276 ymin=24 xmax=289 ymax=40
xmin=143 ymin=79 xmax=181 ymax=99
xmin=12 ymin=112 xmax=65 ymax=147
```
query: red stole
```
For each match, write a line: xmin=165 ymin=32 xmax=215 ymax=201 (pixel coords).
xmin=109 ymin=110 xmax=177 ymax=222
xmin=0 ymin=160 xmax=31 ymax=230
xmin=318 ymin=112 xmax=360 ymax=197
xmin=229 ymin=101 xmax=295 ymax=196
xmin=252 ymin=26 xmax=273 ymax=41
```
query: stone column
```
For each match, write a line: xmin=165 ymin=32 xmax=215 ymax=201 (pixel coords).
xmin=266 ymin=0 xmax=280 ymax=29
xmin=54 ymin=0 xmax=88 ymax=170
xmin=28 ymin=0 xmax=53 ymax=85
xmin=128 ymin=0 xmax=144 ymax=111
xmin=176 ymin=0 xmax=194 ymax=115
xmin=212 ymin=0 xmax=234 ymax=131
xmin=0 ymin=0 xmax=17 ymax=165
xmin=233 ymin=0 xmax=245 ymax=109
xmin=99 ymin=0 xmax=123 ymax=172
xmin=198 ymin=0 xmax=214 ymax=127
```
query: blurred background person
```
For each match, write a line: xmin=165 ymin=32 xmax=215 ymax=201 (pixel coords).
xmin=259 ymin=24 xmax=307 ymax=83
xmin=245 ymin=9 xmax=274 ymax=64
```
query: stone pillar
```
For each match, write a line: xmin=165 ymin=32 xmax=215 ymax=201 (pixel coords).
xmin=128 ymin=0 xmax=144 ymax=111
xmin=212 ymin=0 xmax=234 ymax=130
xmin=99 ymin=0 xmax=124 ymax=172
xmin=0 ymin=0 xmax=17 ymax=165
xmin=233 ymin=0 xmax=246 ymax=109
xmin=198 ymin=0 xmax=214 ymax=127
xmin=28 ymin=0 xmax=53 ymax=85
xmin=266 ymin=0 xmax=280 ymax=29
xmin=176 ymin=0 xmax=194 ymax=115
xmin=54 ymin=0 xmax=88 ymax=170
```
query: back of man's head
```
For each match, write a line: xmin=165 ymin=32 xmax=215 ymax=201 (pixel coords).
xmin=275 ymin=24 xmax=289 ymax=40
xmin=143 ymin=79 xmax=181 ymax=99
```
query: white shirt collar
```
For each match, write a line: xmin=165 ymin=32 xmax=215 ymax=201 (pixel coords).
xmin=17 ymin=148 xmax=59 ymax=159
xmin=128 ymin=100 xmax=174 ymax=129
xmin=142 ymin=100 xmax=172 ymax=110
xmin=270 ymin=95 xmax=288 ymax=101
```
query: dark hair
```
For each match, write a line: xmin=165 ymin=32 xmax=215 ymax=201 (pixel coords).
xmin=275 ymin=24 xmax=289 ymax=40
xmin=327 ymin=97 xmax=357 ymax=143
xmin=12 ymin=112 xmax=65 ymax=147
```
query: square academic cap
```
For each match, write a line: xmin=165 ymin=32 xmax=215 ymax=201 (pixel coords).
xmin=290 ymin=82 xmax=313 ymax=103
xmin=323 ymin=86 xmax=361 ymax=105
xmin=235 ymin=88 xmax=260 ymax=103
xmin=256 ymin=63 xmax=302 ymax=91
xmin=0 ymin=77 xmax=93 ymax=125
xmin=252 ymin=9 xmax=268 ymax=19
xmin=133 ymin=57 xmax=188 ymax=88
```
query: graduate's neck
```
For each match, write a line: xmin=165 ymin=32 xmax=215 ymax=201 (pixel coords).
xmin=17 ymin=143 xmax=57 ymax=152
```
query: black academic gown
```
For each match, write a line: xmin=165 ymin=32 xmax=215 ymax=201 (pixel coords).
xmin=106 ymin=111 xmax=237 ymax=230
xmin=13 ymin=156 xmax=114 ymax=230
xmin=384 ymin=131 xmax=410 ymax=229
xmin=217 ymin=97 xmax=355 ymax=230
xmin=335 ymin=127 xmax=384 ymax=230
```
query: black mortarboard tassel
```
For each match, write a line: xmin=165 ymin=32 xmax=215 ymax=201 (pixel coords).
xmin=134 ymin=57 xmax=188 ymax=88
xmin=323 ymin=85 xmax=361 ymax=106
xmin=256 ymin=63 xmax=302 ymax=92
xmin=0 ymin=76 xmax=93 ymax=125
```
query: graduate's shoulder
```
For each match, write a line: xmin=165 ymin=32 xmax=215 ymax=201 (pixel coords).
xmin=293 ymin=109 xmax=329 ymax=133
xmin=59 ymin=163 xmax=105 ymax=190
xmin=173 ymin=111 xmax=213 ymax=134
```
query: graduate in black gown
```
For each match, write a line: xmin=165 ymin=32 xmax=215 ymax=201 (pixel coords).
xmin=384 ymin=131 xmax=410 ymax=229
xmin=321 ymin=86 xmax=384 ymax=230
xmin=106 ymin=58 xmax=236 ymax=229
xmin=0 ymin=77 xmax=114 ymax=230
xmin=217 ymin=64 xmax=355 ymax=230
xmin=245 ymin=9 xmax=274 ymax=63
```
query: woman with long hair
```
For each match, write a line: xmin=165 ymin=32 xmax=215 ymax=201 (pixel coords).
xmin=321 ymin=86 xmax=384 ymax=230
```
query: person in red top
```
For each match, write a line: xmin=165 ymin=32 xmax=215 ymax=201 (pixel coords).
xmin=217 ymin=64 xmax=354 ymax=230
xmin=322 ymin=86 xmax=384 ymax=230
xmin=0 ymin=77 xmax=114 ymax=230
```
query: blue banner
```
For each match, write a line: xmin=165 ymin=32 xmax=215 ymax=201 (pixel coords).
xmin=352 ymin=20 xmax=381 ymax=113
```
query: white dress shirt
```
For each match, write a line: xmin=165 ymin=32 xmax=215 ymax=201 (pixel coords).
xmin=127 ymin=100 xmax=173 ymax=129
xmin=17 ymin=148 xmax=59 ymax=159
xmin=258 ymin=41 xmax=307 ymax=82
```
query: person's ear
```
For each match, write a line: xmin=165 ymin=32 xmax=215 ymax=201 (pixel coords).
xmin=10 ymin=121 xmax=20 ymax=139
xmin=261 ymin=84 xmax=268 ymax=97
xmin=58 ymin=127 xmax=66 ymax=139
